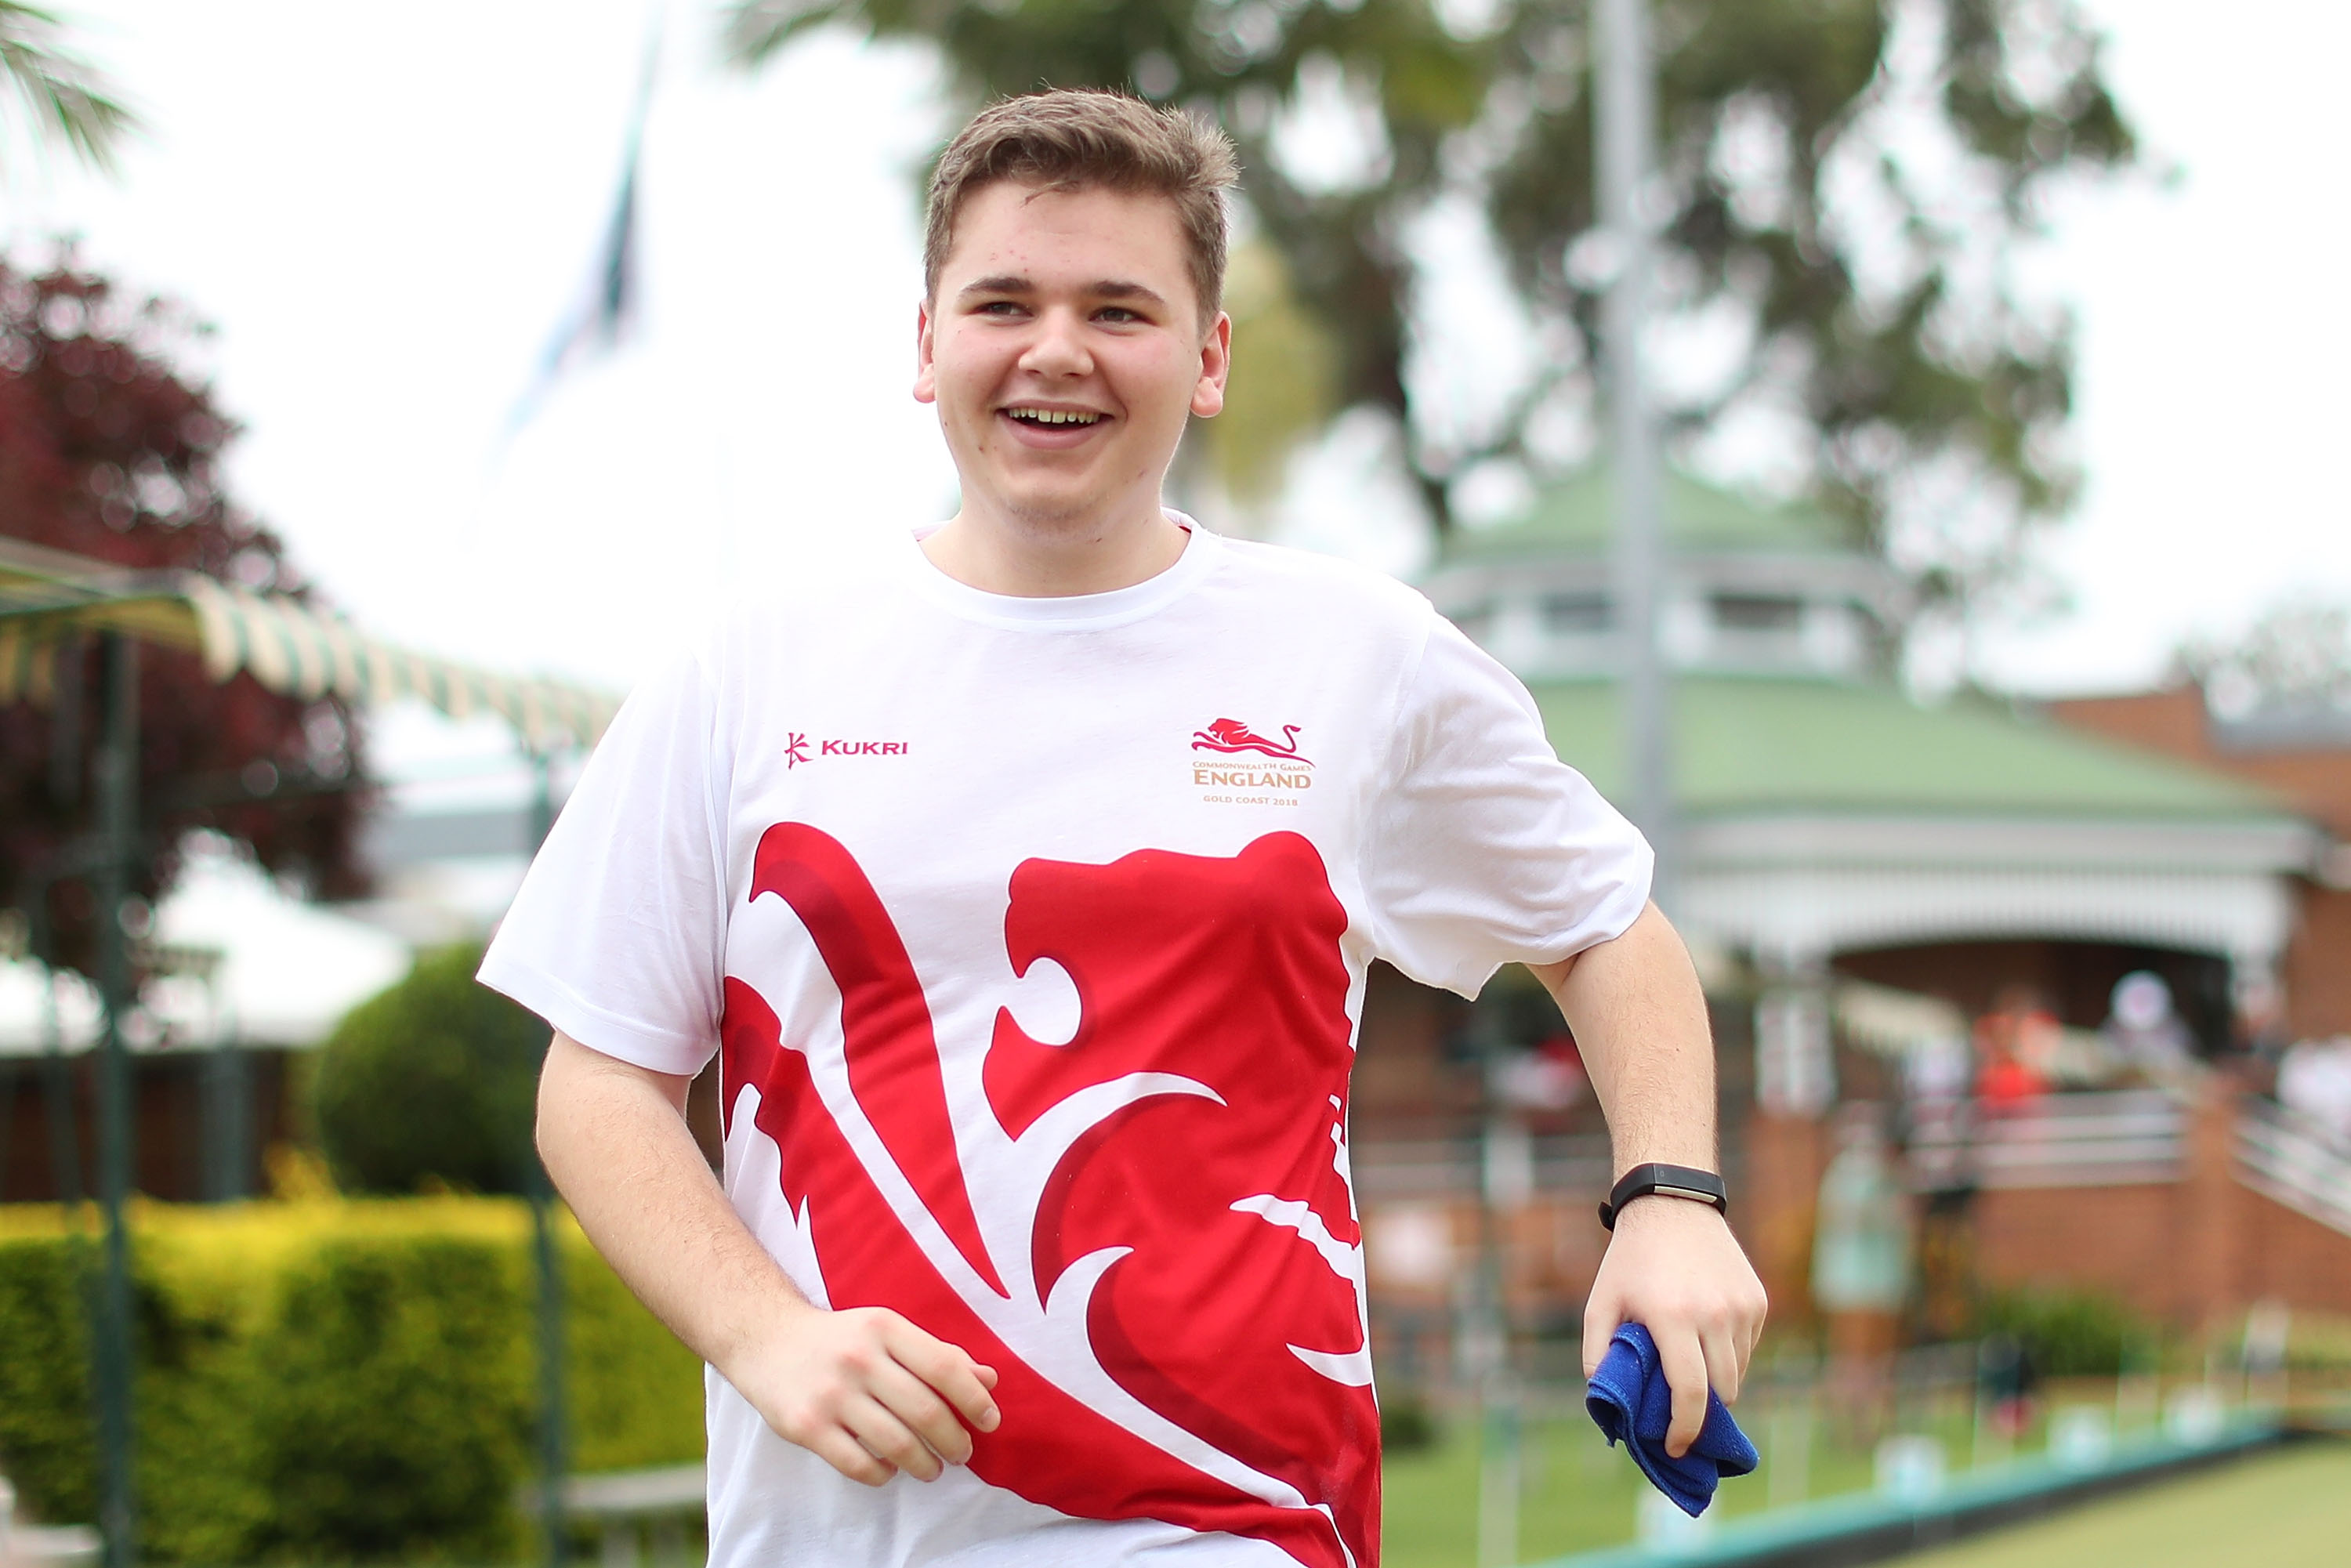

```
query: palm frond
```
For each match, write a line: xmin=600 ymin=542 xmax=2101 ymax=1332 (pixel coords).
xmin=0 ymin=1 xmax=141 ymax=174
xmin=722 ymin=0 xmax=859 ymax=66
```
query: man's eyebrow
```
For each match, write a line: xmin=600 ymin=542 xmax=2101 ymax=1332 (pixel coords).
xmin=954 ymin=275 xmax=1172 ymax=310
xmin=1089 ymin=279 xmax=1169 ymax=309
xmin=958 ymin=274 xmax=1034 ymax=299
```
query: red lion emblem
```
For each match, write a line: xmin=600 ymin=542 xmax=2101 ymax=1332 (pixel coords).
xmin=722 ymin=827 xmax=1375 ymax=1568
xmin=1192 ymin=718 xmax=1310 ymax=763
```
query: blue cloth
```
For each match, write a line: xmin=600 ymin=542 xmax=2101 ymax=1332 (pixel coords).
xmin=1585 ymin=1323 xmax=1759 ymax=1516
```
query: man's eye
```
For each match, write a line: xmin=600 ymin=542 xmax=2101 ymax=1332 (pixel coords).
xmin=977 ymin=300 xmax=1026 ymax=317
xmin=1096 ymin=306 xmax=1142 ymax=323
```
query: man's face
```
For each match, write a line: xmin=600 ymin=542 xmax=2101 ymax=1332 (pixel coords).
xmin=915 ymin=182 xmax=1230 ymax=534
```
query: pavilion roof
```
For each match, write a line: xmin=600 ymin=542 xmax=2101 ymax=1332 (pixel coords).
xmin=1530 ymin=672 xmax=2302 ymax=826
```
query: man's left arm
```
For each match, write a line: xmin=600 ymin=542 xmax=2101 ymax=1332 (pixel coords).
xmin=1529 ymin=900 xmax=1770 ymax=1458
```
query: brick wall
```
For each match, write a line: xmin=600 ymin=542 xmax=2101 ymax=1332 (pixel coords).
xmin=2235 ymin=1186 xmax=2351 ymax=1311
xmin=2281 ymin=885 xmax=2351 ymax=1041
xmin=1970 ymin=1182 xmax=2188 ymax=1313
xmin=1969 ymin=1086 xmax=2351 ymax=1324
xmin=0 ymin=1048 xmax=294 ymax=1202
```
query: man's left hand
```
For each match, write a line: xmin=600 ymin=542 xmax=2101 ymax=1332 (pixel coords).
xmin=1581 ymin=1196 xmax=1767 ymax=1458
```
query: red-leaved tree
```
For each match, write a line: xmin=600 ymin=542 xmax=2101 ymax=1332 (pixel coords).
xmin=1 ymin=252 xmax=372 ymax=980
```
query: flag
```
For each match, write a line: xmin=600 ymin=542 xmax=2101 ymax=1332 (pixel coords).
xmin=499 ymin=11 xmax=661 ymax=442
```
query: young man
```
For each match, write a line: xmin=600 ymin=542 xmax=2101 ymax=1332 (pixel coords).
xmin=484 ymin=90 xmax=1764 ymax=1568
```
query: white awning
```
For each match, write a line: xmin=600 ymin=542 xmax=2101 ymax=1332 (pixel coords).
xmin=0 ymin=535 xmax=618 ymax=750
xmin=1678 ymin=813 xmax=2310 ymax=969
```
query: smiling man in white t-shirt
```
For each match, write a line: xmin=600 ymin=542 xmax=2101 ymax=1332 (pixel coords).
xmin=482 ymin=89 xmax=1766 ymax=1568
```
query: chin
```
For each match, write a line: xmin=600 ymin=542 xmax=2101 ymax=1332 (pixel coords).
xmin=998 ymin=486 xmax=1114 ymax=531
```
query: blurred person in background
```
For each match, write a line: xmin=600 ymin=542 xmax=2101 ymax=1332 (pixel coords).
xmin=1976 ymin=1332 xmax=2037 ymax=1443
xmin=1973 ymin=986 xmax=2056 ymax=1111
xmin=484 ymin=89 xmax=1764 ymax=1568
xmin=1898 ymin=1035 xmax=1978 ymax=1342
xmin=1812 ymin=1103 xmax=1914 ymax=1443
xmin=2101 ymin=971 xmax=2197 ymax=1087
xmin=2277 ymin=1036 xmax=2351 ymax=1146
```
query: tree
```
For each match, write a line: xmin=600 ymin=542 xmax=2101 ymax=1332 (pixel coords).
xmin=2180 ymin=601 xmax=2351 ymax=722
xmin=0 ymin=1 xmax=138 ymax=172
xmin=0 ymin=253 xmax=374 ymax=980
xmin=726 ymin=0 xmax=2132 ymax=641
xmin=312 ymin=946 xmax=548 ymax=1197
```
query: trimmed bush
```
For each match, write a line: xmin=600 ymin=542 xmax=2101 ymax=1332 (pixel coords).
xmin=1976 ymin=1287 xmax=2159 ymax=1377
xmin=313 ymin=946 xmax=548 ymax=1196
xmin=0 ymin=1199 xmax=703 ymax=1563
xmin=0 ymin=1230 xmax=97 ymax=1524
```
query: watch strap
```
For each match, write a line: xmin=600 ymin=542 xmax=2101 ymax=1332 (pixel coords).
xmin=1599 ymin=1163 xmax=1728 ymax=1231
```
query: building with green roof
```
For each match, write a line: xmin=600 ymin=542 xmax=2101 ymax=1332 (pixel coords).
xmin=1418 ymin=469 xmax=2318 ymax=1114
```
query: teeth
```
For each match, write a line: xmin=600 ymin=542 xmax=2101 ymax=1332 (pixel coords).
xmin=1009 ymin=407 xmax=1100 ymax=426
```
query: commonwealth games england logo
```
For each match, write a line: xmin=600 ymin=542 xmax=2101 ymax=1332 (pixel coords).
xmin=1191 ymin=717 xmax=1313 ymax=800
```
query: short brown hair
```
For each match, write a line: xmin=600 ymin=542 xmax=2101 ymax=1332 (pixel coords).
xmin=924 ymin=89 xmax=1238 ymax=326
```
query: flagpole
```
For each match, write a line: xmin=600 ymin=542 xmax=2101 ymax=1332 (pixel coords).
xmin=1596 ymin=0 xmax=1674 ymax=904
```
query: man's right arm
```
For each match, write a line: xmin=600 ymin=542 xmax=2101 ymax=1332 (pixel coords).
xmin=534 ymin=1031 xmax=1001 ymax=1484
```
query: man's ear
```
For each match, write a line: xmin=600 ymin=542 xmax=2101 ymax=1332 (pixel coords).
xmin=1190 ymin=311 xmax=1233 ymax=418
xmin=913 ymin=299 xmax=938 ymax=404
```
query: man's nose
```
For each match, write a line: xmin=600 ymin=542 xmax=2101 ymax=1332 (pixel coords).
xmin=1019 ymin=307 xmax=1092 ymax=377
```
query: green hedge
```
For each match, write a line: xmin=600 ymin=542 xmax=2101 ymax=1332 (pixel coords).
xmin=0 ymin=1199 xmax=703 ymax=1563
xmin=1976 ymin=1286 xmax=2161 ymax=1377
xmin=313 ymin=945 xmax=548 ymax=1197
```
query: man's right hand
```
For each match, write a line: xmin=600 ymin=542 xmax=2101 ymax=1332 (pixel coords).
xmin=533 ymin=1033 xmax=1003 ymax=1490
xmin=731 ymin=1300 xmax=1002 ymax=1487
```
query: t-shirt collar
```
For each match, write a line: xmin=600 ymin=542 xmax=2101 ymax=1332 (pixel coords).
xmin=899 ymin=511 xmax=1220 ymax=632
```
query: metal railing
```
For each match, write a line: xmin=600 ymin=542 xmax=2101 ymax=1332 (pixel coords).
xmin=2236 ymin=1096 xmax=2351 ymax=1239
xmin=1906 ymin=1090 xmax=2187 ymax=1191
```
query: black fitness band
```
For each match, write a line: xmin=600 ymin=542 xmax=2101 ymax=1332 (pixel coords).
xmin=1598 ymin=1163 xmax=1729 ymax=1231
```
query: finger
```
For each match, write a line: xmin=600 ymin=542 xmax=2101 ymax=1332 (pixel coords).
xmin=1737 ymin=1305 xmax=1766 ymax=1378
xmin=804 ymin=1424 xmax=897 ymax=1488
xmin=868 ymin=1356 xmax=974 ymax=1467
xmin=1657 ymin=1328 xmax=1709 ymax=1460
xmin=889 ymin=1322 xmax=1003 ymax=1433
xmin=1582 ymin=1291 xmax=1625 ymax=1381
xmin=1702 ymin=1323 xmax=1742 ymax=1405
xmin=843 ymin=1394 xmax=944 ymax=1483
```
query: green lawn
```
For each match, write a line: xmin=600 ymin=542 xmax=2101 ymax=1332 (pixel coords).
xmin=1380 ymin=1403 xmax=2351 ymax=1568
xmin=1894 ymin=1439 xmax=2351 ymax=1568
xmin=1380 ymin=1413 xmax=1638 ymax=1566
xmin=1378 ymin=1387 xmax=2030 ymax=1567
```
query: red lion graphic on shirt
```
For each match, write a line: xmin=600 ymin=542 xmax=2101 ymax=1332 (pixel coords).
xmin=1191 ymin=718 xmax=1311 ymax=764
xmin=721 ymin=827 xmax=1375 ymax=1568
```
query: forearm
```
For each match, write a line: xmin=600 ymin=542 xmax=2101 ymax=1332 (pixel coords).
xmin=536 ymin=1031 xmax=809 ymax=1373
xmin=1530 ymin=900 xmax=1767 ymax=1437
xmin=1532 ymin=900 xmax=1717 ymax=1175
xmin=536 ymin=1030 xmax=1002 ymax=1483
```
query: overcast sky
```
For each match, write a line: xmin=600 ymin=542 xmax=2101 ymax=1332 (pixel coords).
xmin=7 ymin=0 xmax=2348 ymax=731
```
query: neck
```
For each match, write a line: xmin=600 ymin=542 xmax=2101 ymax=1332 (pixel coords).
xmin=920 ymin=493 xmax=1190 ymax=597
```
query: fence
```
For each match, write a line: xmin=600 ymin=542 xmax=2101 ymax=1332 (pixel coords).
xmin=1904 ymin=1089 xmax=2187 ymax=1192
xmin=2235 ymin=1095 xmax=2351 ymax=1239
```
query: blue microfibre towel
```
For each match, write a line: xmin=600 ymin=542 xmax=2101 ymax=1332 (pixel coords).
xmin=1585 ymin=1322 xmax=1759 ymax=1517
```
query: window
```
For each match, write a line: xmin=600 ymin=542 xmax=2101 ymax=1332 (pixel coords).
xmin=1541 ymin=592 xmax=1611 ymax=633
xmin=1712 ymin=593 xmax=1805 ymax=634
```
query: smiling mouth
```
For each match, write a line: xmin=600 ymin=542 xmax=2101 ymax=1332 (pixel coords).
xmin=1002 ymin=406 xmax=1104 ymax=428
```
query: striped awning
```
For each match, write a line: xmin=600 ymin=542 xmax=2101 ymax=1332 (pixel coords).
xmin=0 ymin=535 xmax=619 ymax=750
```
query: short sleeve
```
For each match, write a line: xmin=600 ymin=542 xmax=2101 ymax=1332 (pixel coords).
xmin=1362 ymin=614 xmax=1653 ymax=996
xmin=477 ymin=646 xmax=729 ymax=1077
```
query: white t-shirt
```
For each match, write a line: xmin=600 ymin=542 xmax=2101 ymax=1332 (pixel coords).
xmin=480 ymin=520 xmax=1650 ymax=1568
